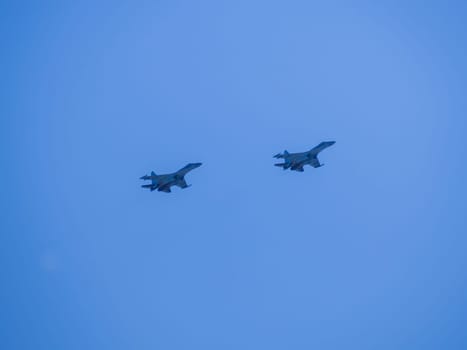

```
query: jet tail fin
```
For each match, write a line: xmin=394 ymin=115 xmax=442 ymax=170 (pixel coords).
xmin=151 ymin=171 xmax=157 ymax=176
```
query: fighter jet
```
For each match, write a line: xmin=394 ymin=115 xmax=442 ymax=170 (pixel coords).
xmin=140 ymin=163 xmax=202 ymax=193
xmin=273 ymin=141 xmax=335 ymax=172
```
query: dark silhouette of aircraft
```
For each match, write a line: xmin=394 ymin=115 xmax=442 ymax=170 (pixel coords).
xmin=274 ymin=141 xmax=335 ymax=172
xmin=140 ymin=163 xmax=202 ymax=193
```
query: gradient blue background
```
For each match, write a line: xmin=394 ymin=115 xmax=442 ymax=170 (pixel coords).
xmin=2 ymin=1 xmax=467 ymax=349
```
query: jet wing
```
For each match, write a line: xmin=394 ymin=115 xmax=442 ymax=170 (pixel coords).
xmin=310 ymin=141 xmax=335 ymax=155
xmin=176 ymin=163 xmax=202 ymax=176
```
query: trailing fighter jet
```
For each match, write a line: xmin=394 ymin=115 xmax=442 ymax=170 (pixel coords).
xmin=140 ymin=163 xmax=202 ymax=193
xmin=273 ymin=141 xmax=335 ymax=172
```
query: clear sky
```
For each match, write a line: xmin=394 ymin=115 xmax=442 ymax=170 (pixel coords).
xmin=2 ymin=1 xmax=467 ymax=349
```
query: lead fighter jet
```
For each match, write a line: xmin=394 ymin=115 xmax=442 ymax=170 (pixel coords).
xmin=140 ymin=163 xmax=202 ymax=193
xmin=274 ymin=141 xmax=335 ymax=172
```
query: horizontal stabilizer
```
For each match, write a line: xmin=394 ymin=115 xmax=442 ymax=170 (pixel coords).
xmin=141 ymin=184 xmax=156 ymax=191
xmin=274 ymin=163 xmax=289 ymax=170
xmin=273 ymin=150 xmax=289 ymax=159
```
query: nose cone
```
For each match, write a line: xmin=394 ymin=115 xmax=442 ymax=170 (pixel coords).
xmin=327 ymin=141 xmax=336 ymax=146
xmin=190 ymin=162 xmax=202 ymax=168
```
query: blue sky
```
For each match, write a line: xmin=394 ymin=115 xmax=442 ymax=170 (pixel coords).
xmin=1 ymin=1 xmax=467 ymax=349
